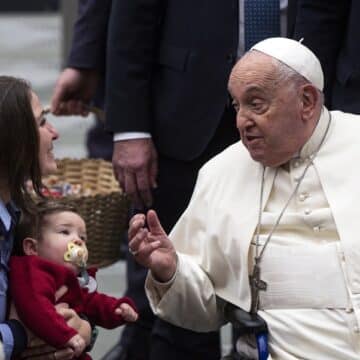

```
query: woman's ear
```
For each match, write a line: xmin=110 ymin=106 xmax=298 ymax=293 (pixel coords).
xmin=300 ymin=83 xmax=319 ymax=121
xmin=23 ymin=237 xmax=38 ymax=256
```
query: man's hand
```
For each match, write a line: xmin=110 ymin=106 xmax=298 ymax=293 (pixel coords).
xmin=128 ymin=210 xmax=177 ymax=282
xmin=113 ymin=139 xmax=158 ymax=209
xmin=51 ymin=67 xmax=98 ymax=116
xmin=115 ymin=303 xmax=138 ymax=322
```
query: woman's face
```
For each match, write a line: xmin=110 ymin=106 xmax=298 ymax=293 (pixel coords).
xmin=31 ymin=92 xmax=59 ymax=176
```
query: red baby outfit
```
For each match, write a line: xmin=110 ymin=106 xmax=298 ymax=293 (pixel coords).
xmin=10 ymin=256 xmax=137 ymax=359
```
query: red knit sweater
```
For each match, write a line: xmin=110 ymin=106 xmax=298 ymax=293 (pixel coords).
xmin=9 ymin=256 xmax=137 ymax=359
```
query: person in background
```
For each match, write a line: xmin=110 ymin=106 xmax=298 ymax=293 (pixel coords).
xmin=129 ymin=37 xmax=360 ymax=359
xmin=11 ymin=201 xmax=138 ymax=359
xmin=51 ymin=1 xmax=296 ymax=358
xmin=0 ymin=75 xmax=92 ymax=360
xmin=293 ymin=0 xmax=360 ymax=113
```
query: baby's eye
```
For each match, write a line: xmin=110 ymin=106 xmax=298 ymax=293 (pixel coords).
xmin=60 ymin=229 xmax=70 ymax=235
xmin=80 ymin=235 xmax=87 ymax=242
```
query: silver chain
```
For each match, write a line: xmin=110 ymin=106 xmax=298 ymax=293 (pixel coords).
xmin=254 ymin=112 xmax=332 ymax=268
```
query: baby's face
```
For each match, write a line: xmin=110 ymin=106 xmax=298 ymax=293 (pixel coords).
xmin=37 ymin=211 xmax=88 ymax=273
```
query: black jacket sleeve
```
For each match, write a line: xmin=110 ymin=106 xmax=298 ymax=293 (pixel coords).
xmin=105 ymin=0 xmax=164 ymax=133
xmin=68 ymin=0 xmax=112 ymax=72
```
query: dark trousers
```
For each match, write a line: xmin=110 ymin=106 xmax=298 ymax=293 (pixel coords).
xmin=121 ymin=107 xmax=239 ymax=360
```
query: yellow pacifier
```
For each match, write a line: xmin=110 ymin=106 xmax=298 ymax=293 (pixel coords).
xmin=64 ymin=241 xmax=88 ymax=268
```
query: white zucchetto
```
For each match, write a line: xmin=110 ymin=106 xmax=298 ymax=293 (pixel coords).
xmin=251 ymin=37 xmax=324 ymax=91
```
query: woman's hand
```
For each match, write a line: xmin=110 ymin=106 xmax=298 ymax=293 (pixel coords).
xmin=13 ymin=285 xmax=91 ymax=359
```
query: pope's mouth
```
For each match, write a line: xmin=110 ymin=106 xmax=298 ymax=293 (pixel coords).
xmin=245 ymin=134 xmax=263 ymax=145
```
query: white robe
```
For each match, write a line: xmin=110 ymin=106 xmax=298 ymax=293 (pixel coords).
xmin=146 ymin=108 xmax=360 ymax=335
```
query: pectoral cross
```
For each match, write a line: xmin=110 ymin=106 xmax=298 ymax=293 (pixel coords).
xmin=249 ymin=263 xmax=267 ymax=314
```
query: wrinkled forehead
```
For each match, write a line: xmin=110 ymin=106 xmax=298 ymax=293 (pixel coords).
xmin=228 ymin=52 xmax=279 ymax=93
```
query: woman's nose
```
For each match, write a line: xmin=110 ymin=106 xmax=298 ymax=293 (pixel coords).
xmin=46 ymin=122 xmax=59 ymax=140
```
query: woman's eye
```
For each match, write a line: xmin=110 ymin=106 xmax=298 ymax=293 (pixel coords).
xmin=39 ymin=117 xmax=47 ymax=127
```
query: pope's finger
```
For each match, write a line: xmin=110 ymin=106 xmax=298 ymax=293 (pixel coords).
xmin=128 ymin=228 xmax=148 ymax=252
xmin=128 ymin=217 xmax=146 ymax=239
xmin=135 ymin=240 xmax=161 ymax=260
xmin=146 ymin=210 xmax=165 ymax=235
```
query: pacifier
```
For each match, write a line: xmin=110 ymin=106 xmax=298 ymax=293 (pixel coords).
xmin=64 ymin=241 xmax=88 ymax=268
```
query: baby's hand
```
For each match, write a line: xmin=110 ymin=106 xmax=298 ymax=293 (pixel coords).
xmin=115 ymin=303 xmax=138 ymax=322
xmin=66 ymin=334 xmax=86 ymax=357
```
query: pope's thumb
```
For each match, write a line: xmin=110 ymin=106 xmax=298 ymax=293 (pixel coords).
xmin=147 ymin=209 xmax=165 ymax=234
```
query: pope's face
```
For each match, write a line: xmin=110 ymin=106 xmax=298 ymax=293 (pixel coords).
xmin=228 ymin=52 xmax=310 ymax=167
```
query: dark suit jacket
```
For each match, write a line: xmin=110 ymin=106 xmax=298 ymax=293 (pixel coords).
xmin=105 ymin=0 xmax=239 ymax=161
xmin=68 ymin=0 xmax=111 ymax=71
xmin=69 ymin=0 xmax=297 ymax=161
xmin=294 ymin=0 xmax=360 ymax=113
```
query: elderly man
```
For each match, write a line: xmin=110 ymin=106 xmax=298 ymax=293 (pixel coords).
xmin=128 ymin=37 xmax=360 ymax=359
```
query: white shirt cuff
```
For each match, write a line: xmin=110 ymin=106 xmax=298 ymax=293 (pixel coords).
xmin=113 ymin=132 xmax=151 ymax=142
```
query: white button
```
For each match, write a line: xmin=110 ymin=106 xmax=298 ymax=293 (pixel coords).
xmin=299 ymin=193 xmax=308 ymax=202
xmin=313 ymin=226 xmax=321 ymax=232
xmin=293 ymin=160 xmax=301 ymax=168
xmin=354 ymin=326 xmax=360 ymax=333
xmin=304 ymin=208 xmax=311 ymax=215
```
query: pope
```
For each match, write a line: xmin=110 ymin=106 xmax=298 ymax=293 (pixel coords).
xmin=128 ymin=37 xmax=360 ymax=359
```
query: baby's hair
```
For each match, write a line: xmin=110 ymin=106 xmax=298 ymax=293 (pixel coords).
xmin=14 ymin=200 xmax=79 ymax=255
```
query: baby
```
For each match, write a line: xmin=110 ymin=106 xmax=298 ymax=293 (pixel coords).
xmin=10 ymin=201 xmax=138 ymax=359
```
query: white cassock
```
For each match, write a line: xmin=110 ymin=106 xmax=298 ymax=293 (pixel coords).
xmin=146 ymin=107 xmax=360 ymax=359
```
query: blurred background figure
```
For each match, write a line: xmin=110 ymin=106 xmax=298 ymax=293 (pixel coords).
xmin=294 ymin=0 xmax=360 ymax=113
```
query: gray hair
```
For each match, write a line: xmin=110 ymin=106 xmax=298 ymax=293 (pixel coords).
xmin=271 ymin=57 xmax=324 ymax=105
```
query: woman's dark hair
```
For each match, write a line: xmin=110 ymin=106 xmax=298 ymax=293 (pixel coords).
xmin=14 ymin=200 xmax=78 ymax=255
xmin=0 ymin=76 xmax=43 ymax=212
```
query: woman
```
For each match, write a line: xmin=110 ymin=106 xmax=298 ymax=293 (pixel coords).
xmin=0 ymin=76 xmax=91 ymax=360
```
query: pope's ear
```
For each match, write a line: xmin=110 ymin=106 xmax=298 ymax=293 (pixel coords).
xmin=23 ymin=237 xmax=38 ymax=256
xmin=300 ymin=83 xmax=319 ymax=120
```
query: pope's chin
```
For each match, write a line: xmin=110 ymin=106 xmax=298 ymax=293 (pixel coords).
xmin=247 ymin=149 xmax=278 ymax=168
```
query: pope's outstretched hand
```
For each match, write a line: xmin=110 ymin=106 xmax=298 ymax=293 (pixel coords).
xmin=128 ymin=210 xmax=177 ymax=282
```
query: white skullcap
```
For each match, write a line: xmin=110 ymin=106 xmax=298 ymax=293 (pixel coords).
xmin=251 ymin=37 xmax=324 ymax=91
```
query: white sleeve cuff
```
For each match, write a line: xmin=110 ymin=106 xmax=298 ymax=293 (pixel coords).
xmin=113 ymin=132 xmax=151 ymax=142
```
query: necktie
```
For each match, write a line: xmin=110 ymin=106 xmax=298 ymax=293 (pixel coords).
xmin=244 ymin=0 xmax=280 ymax=51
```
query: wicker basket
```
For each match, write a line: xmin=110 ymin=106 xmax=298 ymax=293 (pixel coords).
xmin=42 ymin=158 xmax=129 ymax=268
